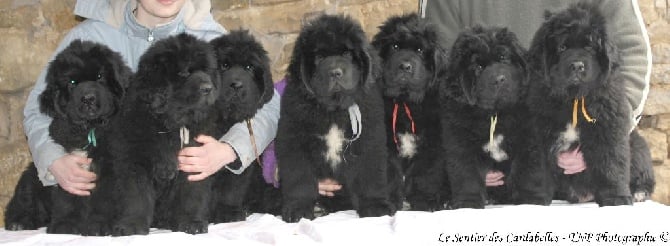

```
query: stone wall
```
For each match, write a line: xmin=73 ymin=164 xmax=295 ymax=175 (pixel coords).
xmin=637 ymin=0 xmax=670 ymax=204
xmin=0 ymin=0 xmax=667 ymax=227
xmin=0 ymin=0 xmax=81 ymax=228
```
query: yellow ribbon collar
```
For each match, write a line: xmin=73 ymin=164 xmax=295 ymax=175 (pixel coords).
xmin=489 ymin=114 xmax=498 ymax=146
xmin=572 ymin=96 xmax=596 ymax=128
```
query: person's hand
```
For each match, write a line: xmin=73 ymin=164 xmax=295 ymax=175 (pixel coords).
xmin=178 ymin=135 xmax=237 ymax=181
xmin=318 ymin=178 xmax=342 ymax=197
xmin=49 ymin=154 xmax=96 ymax=196
xmin=485 ymin=170 xmax=505 ymax=187
xmin=557 ymin=146 xmax=586 ymax=175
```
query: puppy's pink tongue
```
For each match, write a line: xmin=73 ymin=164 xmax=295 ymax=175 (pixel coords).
xmin=557 ymin=146 xmax=586 ymax=174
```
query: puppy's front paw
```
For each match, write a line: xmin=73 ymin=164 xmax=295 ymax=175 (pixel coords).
xmin=410 ymin=199 xmax=444 ymax=212
xmin=112 ymin=220 xmax=150 ymax=236
xmin=82 ymin=221 xmax=112 ymax=236
xmin=5 ymin=218 xmax=39 ymax=231
xmin=515 ymin=195 xmax=552 ymax=206
xmin=282 ymin=205 xmax=314 ymax=223
xmin=448 ymin=199 xmax=485 ymax=209
xmin=47 ymin=220 xmax=80 ymax=235
xmin=598 ymin=196 xmax=632 ymax=206
xmin=358 ymin=201 xmax=395 ymax=217
xmin=173 ymin=220 xmax=209 ymax=234
xmin=633 ymin=191 xmax=650 ymax=202
xmin=211 ymin=207 xmax=246 ymax=223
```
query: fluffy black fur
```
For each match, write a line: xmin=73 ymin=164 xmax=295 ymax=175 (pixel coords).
xmin=440 ymin=26 xmax=530 ymax=208
xmin=4 ymin=165 xmax=50 ymax=231
xmin=206 ymin=30 xmax=276 ymax=222
xmin=518 ymin=2 xmax=652 ymax=206
xmin=119 ymin=33 xmax=220 ymax=234
xmin=277 ymin=14 xmax=395 ymax=222
xmin=4 ymin=40 xmax=132 ymax=235
xmin=628 ymin=130 xmax=655 ymax=201
xmin=371 ymin=13 xmax=448 ymax=211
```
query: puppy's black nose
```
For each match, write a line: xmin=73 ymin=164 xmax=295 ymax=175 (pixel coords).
xmin=400 ymin=62 xmax=413 ymax=72
xmin=495 ymin=75 xmax=506 ymax=85
xmin=200 ymin=83 xmax=214 ymax=95
xmin=230 ymin=80 xmax=243 ymax=90
xmin=570 ymin=61 xmax=585 ymax=73
xmin=329 ymin=68 xmax=343 ymax=78
xmin=82 ymin=93 xmax=97 ymax=105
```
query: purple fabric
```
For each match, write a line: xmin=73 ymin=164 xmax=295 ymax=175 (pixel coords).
xmin=261 ymin=78 xmax=286 ymax=188
xmin=274 ymin=77 xmax=287 ymax=95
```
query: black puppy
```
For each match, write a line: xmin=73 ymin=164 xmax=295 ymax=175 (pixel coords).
xmin=207 ymin=29 xmax=276 ymax=222
xmin=277 ymin=14 xmax=395 ymax=222
xmin=519 ymin=2 xmax=654 ymax=206
xmin=4 ymin=40 xmax=132 ymax=235
xmin=440 ymin=26 xmax=530 ymax=208
xmin=120 ymin=33 xmax=219 ymax=234
xmin=371 ymin=13 xmax=448 ymax=211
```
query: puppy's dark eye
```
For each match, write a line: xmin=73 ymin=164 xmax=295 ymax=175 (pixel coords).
xmin=416 ymin=48 xmax=423 ymax=54
xmin=244 ymin=65 xmax=254 ymax=72
xmin=220 ymin=63 xmax=230 ymax=70
xmin=392 ymin=44 xmax=399 ymax=50
xmin=558 ymin=44 xmax=567 ymax=52
xmin=97 ymin=74 xmax=102 ymax=79
xmin=474 ymin=65 xmax=483 ymax=73
xmin=499 ymin=55 xmax=511 ymax=63
xmin=67 ymin=79 xmax=77 ymax=89
xmin=178 ymin=71 xmax=190 ymax=77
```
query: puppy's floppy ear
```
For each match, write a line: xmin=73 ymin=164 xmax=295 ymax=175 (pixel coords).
xmin=599 ymin=36 xmax=620 ymax=81
xmin=131 ymin=64 xmax=170 ymax=114
xmin=41 ymin=52 xmax=71 ymax=118
xmin=103 ymin=51 xmax=132 ymax=98
xmin=39 ymin=86 xmax=67 ymax=118
xmin=422 ymin=19 xmax=448 ymax=90
xmin=441 ymin=31 xmax=479 ymax=105
xmin=528 ymin=14 xmax=554 ymax=82
xmin=502 ymin=28 xmax=531 ymax=96
xmin=359 ymin=41 xmax=381 ymax=92
xmin=288 ymin=33 xmax=316 ymax=96
xmin=299 ymin=56 xmax=316 ymax=95
xmin=149 ymin=89 xmax=169 ymax=114
xmin=429 ymin=45 xmax=448 ymax=90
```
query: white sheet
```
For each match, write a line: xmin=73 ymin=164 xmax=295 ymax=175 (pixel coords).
xmin=1 ymin=201 xmax=668 ymax=246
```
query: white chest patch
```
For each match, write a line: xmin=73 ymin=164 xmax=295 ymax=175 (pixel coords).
xmin=397 ymin=132 xmax=418 ymax=158
xmin=321 ymin=124 xmax=345 ymax=170
xmin=556 ymin=123 xmax=580 ymax=152
xmin=483 ymin=134 xmax=507 ymax=162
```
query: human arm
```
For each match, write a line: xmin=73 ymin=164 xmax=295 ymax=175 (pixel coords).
xmin=318 ymin=178 xmax=342 ymax=197
xmin=485 ymin=170 xmax=505 ymax=187
xmin=178 ymin=89 xmax=280 ymax=180
xmin=219 ymin=90 xmax=280 ymax=173
xmin=597 ymin=0 xmax=651 ymax=127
